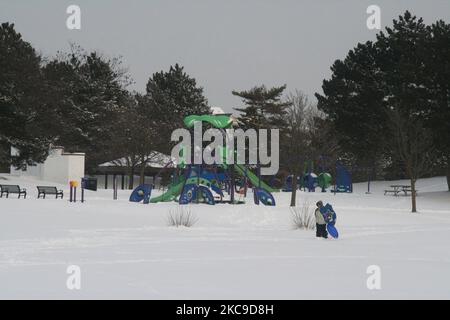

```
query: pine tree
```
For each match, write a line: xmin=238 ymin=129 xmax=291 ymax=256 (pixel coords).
xmin=377 ymin=11 xmax=435 ymax=212
xmin=0 ymin=22 xmax=52 ymax=169
xmin=232 ymin=85 xmax=290 ymax=130
xmin=42 ymin=47 xmax=131 ymax=169
xmin=145 ymin=64 xmax=210 ymax=154
xmin=316 ymin=11 xmax=442 ymax=211
xmin=315 ymin=41 xmax=386 ymax=168
xmin=426 ymin=20 xmax=450 ymax=190
xmin=232 ymin=85 xmax=290 ymax=183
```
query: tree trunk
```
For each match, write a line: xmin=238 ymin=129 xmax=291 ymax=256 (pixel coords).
xmin=139 ymin=162 xmax=146 ymax=185
xmin=290 ymin=175 xmax=297 ymax=207
xmin=411 ymin=178 xmax=417 ymax=213
xmin=446 ymin=164 xmax=450 ymax=192
xmin=128 ymin=167 xmax=135 ymax=190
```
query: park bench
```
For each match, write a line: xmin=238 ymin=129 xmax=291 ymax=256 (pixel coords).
xmin=37 ymin=186 xmax=64 ymax=199
xmin=0 ymin=185 xmax=27 ymax=199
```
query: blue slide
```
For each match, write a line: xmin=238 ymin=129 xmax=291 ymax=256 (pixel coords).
xmin=129 ymin=184 xmax=152 ymax=204
xmin=179 ymin=184 xmax=215 ymax=205
xmin=253 ymin=187 xmax=276 ymax=206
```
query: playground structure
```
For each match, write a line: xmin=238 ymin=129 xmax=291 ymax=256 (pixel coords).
xmin=131 ymin=114 xmax=278 ymax=206
xmin=334 ymin=161 xmax=352 ymax=193
xmin=281 ymin=160 xmax=351 ymax=193
xmin=282 ymin=160 xmax=333 ymax=193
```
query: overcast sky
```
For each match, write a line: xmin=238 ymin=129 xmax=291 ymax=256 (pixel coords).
xmin=1 ymin=0 xmax=450 ymax=113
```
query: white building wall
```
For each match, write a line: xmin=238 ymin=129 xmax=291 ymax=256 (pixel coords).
xmin=66 ymin=152 xmax=85 ymax=184
xmin=10 ymin=147 xmax=85 ymax=185
xmin=41 ymin=148 xmax=69 ymax=184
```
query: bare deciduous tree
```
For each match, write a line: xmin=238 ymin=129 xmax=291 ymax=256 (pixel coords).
xmin=281 ymin=91 xmax=339 ymax=206
xmin=388 ymin=110 xmax=434 ymax=212
xmin=282 ymin=91 xmax=309 ymax=206
xmin=112 ymin=94 xmax=166 ymax=188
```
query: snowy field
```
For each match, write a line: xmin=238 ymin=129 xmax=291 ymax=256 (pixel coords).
xmin=0 ymin=174 xmax=449 ymax=299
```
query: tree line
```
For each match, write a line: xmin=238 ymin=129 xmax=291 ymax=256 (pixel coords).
xmin=0 ymin=22 xmax=209 ymax=185
xmin=316 ymin=11 xmax=450 ymax=211
xmin=1 ymin=11 xmax=449 ymax=212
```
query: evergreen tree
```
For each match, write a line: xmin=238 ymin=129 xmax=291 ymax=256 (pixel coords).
xmin=145 ymin=63 xmax=210 ymax=154
xmin=377 ymin=12 xmax=438 ymax=211
xmin=316 ymin=11 xmax=445 ymax=211
xmin=0 ymin=22 xmax=52 ymax=168
xmin=233 ymin=85 xmax=290 ymax=182
xmin=426 ymin=20 xmax=450 ymax=190
xmin=233 ymin=85 xmax=290 ymax=130
xmin=315 ymin=41 xmax=386 ymax=168
xmin=42 ymin=47 xmax=131 ymax=169
xmin=376 ymin=11 xmax=430 ymax=117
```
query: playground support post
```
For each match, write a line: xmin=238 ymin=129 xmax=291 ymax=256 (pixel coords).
xmin=196 ymin=165 xmax=200 ymax=204
xmin=69 ymin=186 xmax=77 ymax=202
xmin=230 ymin=164 xmax=235 ymax=204
xmin=253 ymin=163 xmax=261 ymax=205
xmin=244 ymin=167 xmax=248 ymax=197
xmin=257 ymin=164 xmax=261 ymax=189
xmin=80 ymin=178 xmax=85 ymax=203
xmin=69 ymin=181 xmax=78 ymax=202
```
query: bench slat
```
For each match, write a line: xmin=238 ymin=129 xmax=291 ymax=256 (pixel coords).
xmin=0 ymin=184 xmax=27 ymax=198
xmin=37 ymin=186 xmax=60 ymax=194
xmin=0 ymin=185 xmax=21 ymax=192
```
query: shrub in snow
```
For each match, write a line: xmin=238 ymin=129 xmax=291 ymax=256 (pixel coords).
xmin=167 ymin=207 xmax=199 ymax=228
xmin=290 ymin=202 xmax=315 ymax=230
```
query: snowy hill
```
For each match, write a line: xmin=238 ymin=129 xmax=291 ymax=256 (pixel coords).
xmin=0 ymin=174 xmax=449 ymax=299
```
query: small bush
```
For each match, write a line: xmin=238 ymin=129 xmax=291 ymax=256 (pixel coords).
xmin=167 ymin=207 xmax=199 ymax=228
xmin=290 ymin=202 xmax=315 ymax=230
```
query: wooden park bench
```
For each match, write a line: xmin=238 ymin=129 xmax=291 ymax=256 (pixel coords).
xmin=0 ymin=184 xmax=27 ymax=199
xmin=37 ymin=186 xmax=64 ymax=199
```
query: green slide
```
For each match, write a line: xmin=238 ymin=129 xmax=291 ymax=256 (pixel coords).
xmin=220 ymin=147 xmax=279 ymax=193
xmin=234 ymin=164 xmax=279 ymax=193
xmin=184 ymin=114 xmax=234 ymax=129
xmin=150 ymin=179 xmax=185 ymax=203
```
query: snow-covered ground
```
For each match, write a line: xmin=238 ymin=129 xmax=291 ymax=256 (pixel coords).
xmin=0 ymin=174 xmax=449 ymax=299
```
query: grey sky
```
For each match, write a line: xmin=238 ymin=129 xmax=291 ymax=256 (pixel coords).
xmin=1 ymin=0 xmax=450 ymax=113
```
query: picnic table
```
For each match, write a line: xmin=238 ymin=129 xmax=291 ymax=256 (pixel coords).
xmin=384 ymin=185 xmax=417 ymax=196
